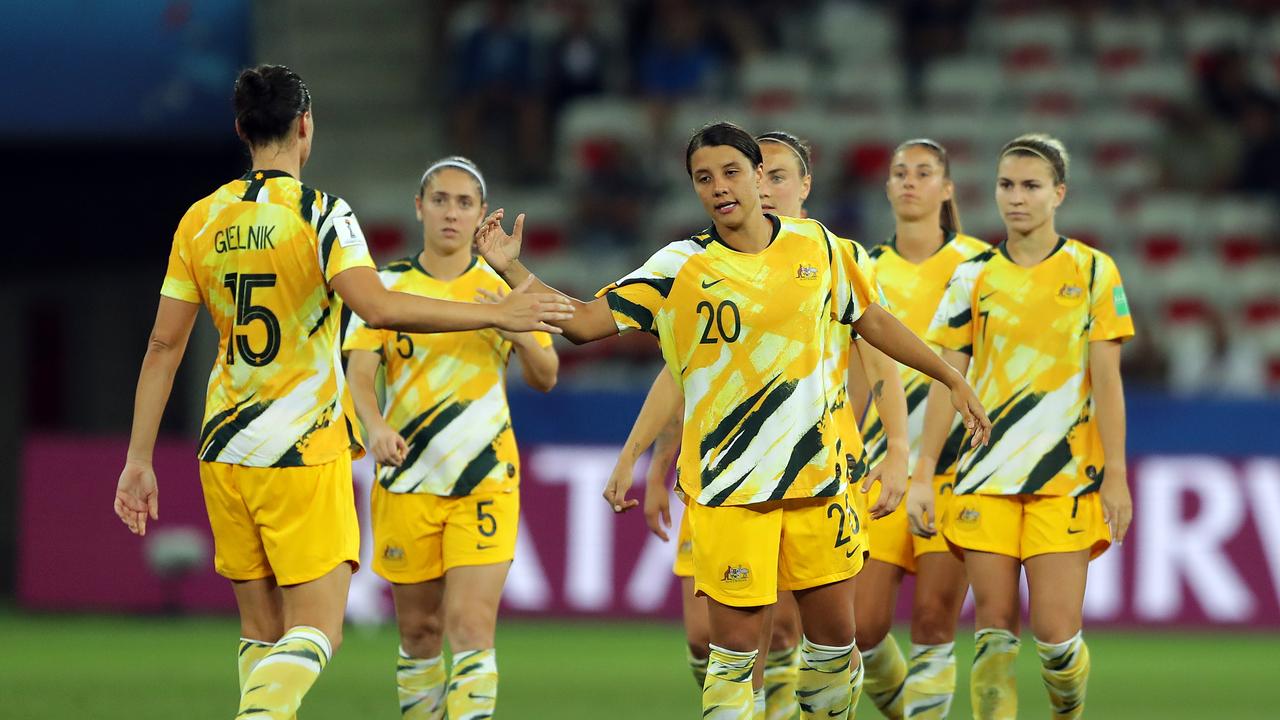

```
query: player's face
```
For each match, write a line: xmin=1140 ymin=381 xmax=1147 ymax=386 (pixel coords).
xmin=995 ymin=155 xmax=1065 ymax=236
xmin=690 ymin=144 xmax=764 ymax=230
xmin=415 ymin=168 xmax=486 ymax=254
xmin=886 ymin=145 xmax=952 ymax=223
xmin=759 ymin=142 xmax=811 ymax=217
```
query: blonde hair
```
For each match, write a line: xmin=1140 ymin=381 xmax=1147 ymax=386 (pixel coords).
xmin=1000 ymin=133 xmax=1069 ymax=185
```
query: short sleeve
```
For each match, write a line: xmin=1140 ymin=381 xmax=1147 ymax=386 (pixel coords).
xmin=926 ymin=260 xmax=981 ymax=354
xmin=1087 ymin=253 xmax=1136 ymax=343
xmin=596 ymin=242 xmax=693 ymax=334
xmin=318 ymin=197 xmax=376 ymax=284
xmin=159 ymin=205 xmax=203 ymax=304
xmin=530 ymin=330 xmax=555 ymax=349
xmin=827 ymin=230 xmax=879 ymax=326
xmin=342 ymin=307 xmax=385 ymax=355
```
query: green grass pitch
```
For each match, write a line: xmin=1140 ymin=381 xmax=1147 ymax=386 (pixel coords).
xmin=1 ymin=611 xmax=1276 ymax=718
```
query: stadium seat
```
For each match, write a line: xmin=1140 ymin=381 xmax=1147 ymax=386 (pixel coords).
xmin=556 ymin=98 xmax=651 ymax=180
xmin=1202 ymin=197 xmax=1278 ymax=259
xmin=824 ymin=61 xmax=905 ymax=115
xmin=1180 ymin=11 xmax=1253 ymax=63
xmin=740 ymin=54 xmax=815 ymax=113
xmin=1057 ymin=193 xmax=1123 ymax=250
xmin=814 ymin=2 xmax=895 ymax=65
xmin=922 ymin=59 xmax=1004 ymax=112
xmin=1006 ymin=66 xmax=1102 ymax=116
xmin=1102 ymin=61 xmax=1194 ymax=114
xmin=984 ymin=13 xmax=1075 ymax=70
xmin=1090 ymin=13 xmax=1166 ymax=71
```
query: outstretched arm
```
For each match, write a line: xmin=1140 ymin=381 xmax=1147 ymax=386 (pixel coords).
xmin=474 ymin=209 xmax=622 ymax=344
xmin=115 ymin=296 xmax=199 ymax=536
xmin=332 ymin=266 xmax=575 ymax=335
xmin=852 ymin=304 xmax=990 ymax=446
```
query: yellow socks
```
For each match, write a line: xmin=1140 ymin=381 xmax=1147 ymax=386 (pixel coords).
xmin=797 ymin=637 xmax=854 ymax=720
xmin=971 ymin=628 xmax=1020 ymax=720
xmin=235 ymin=626 xmax=331 ymax=720
xmin=861 ymin=635 xmax=905 ymax=719
xmin=754 ymin=687 xmax=767 ymax=718
xmin=689 ymin=646 xmax=711 ymax=689
xmin=906 ymin=642 xmax=957 ymax=719
xmin=704 ymin=644 xmax=757 ymax=719
xmin=1035 ymin=632 xmax=1090 ymax=718
xmin=446 ymin=648 xmax=498 ymax=720
xmin=848 ymin=652 xmax=864 ymax=717
xmin=396 ymin=647 xmax=446 ymax=719
xmin=763 ymin=646 xmax=799 ymax=720
xmin=237 ymin=639 xmax=273 ymax=693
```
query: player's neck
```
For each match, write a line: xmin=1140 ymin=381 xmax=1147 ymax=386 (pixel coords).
xmin=1004 ymin=224 xmax=1060 ymax=266
xmin=249 ymin=145 xmax=301 ymax=179
xmin=418 ymin=243 xmax=473 ymax=280
xmin=716 ymin=212 xmax=774 ymax=254
xmin=894 ymin=216 xmax=945 ymax=263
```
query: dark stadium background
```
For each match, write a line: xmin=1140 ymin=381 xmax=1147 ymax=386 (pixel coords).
xmin=2 ymin=1 xmax=1278 ymax=717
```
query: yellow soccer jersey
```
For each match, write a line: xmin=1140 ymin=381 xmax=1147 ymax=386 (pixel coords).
xmin=598 ymin=214 xmax=880 ymax=507
xmin=861 ymin=231 xmax=992 ymax=473
xmin=343 ymin=256 xmax=552 ymax=497
xmin=162 ymin=169 xmax=375 ymax=467
xmin=927 ymin=237 xmax=1135 ymax=496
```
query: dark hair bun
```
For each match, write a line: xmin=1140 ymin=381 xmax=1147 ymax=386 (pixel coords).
xmin=233 ymin=65 xmax=311 ymax=147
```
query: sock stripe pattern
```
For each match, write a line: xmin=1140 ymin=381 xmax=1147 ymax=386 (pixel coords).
xmin=763 ymin=646 xmax=799 ymax=720
xmin=688 ymin=647 xmax=710 ymax=690
xmin=397 ymin=648 xmax=446 ymax=720
xmin=849 ymin=655 xmax=865 ymax=717
xmin=906 ymin=642 xmax=957 ymax=720
xmin=971 ymin=629 xmax=1020 ymax=720
xmin=861 ymin=636 xmax=907 ymax=720
xmin=1035 ymin=632 xmax=1091 ymax=719
xmin=238 ymin=639 xmax=274 ymax=693
xmin=236 ymin=626 xmax=332 ymax=720
xmin=796 ymin=638 xmax=854 ymax=720
xmin=446 ymin=648 xmax=498 ymax=720
xmin=704 ymin=644 xmax=757 ymax=720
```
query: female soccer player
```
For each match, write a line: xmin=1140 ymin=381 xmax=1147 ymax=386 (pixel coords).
xmin=909 ymin=134 xmax=1134 ymax=719
xmin=852 ymin=139 xmax=990 ymax=720
xmin=112 ymin=65 xmax=572 ymax=720
xmin=344 ymin=156 xmax=558 ymax=720
xmin=610 ymin=130 xmax=912 ymax=720
xmin=474 ymin=121 xmax=990 ymax=720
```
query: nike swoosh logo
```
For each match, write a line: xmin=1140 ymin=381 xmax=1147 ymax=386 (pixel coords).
xmin=845 ymin=543 xmax=861 ymax=559
xmin=1066 ymin=528 xmax=1084 ymax=535
xmin=476 ymin=544 xmax=497 ymax=550
xmin=702 ymin=278 xmax=726 ymax=289
xmin=980 ymin=291 xmax=997 ymax=301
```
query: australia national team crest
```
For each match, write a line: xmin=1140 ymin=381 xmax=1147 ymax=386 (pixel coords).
xmin=795 ymin=263 xmax=819 ymax=286
xmin=722 ymin=564 xmax=751 ymax=584
xmin=1055 ymin=283 xmax=1085 ymax=306
xmin=383 ymin=544 xmax=406 ymax=564
xmin=957 ymin=507 xmax=980 ymax=525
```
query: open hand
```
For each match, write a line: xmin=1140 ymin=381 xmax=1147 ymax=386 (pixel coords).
xmin=494 ymin=275 xmax=574 ymax=334
xmin=474 ymin=209 xmax=524 ymax=274
xmin=114 ymin=461 xmax=159 ymax=536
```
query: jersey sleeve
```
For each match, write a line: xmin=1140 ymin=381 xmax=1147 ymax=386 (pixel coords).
xmin=317 ymin=196 xmax=376 ymax=284
xmin=1087 ymin=253 xmax=1136 ymax=343
xmin=595 ymin=243 xmax=692 ymax=334
xmin=926 ymin=259 xmax=981 ymax=355
xmin=159 ymin=203 xmax=204 ymax=304
xmin=826 ymin=229 xmax=880 ymax=326
xmin=529 ymin=330 xmax=555 ymax=349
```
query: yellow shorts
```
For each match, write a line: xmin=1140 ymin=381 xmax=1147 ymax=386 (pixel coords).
xmin=942 ymin=492 xmax=1111 ymax=561
xmin=866 ymin=474 xmax=956 ymax=573
xmin=371 ymin=483 xmax=519 ymax=584
xmin=673 ymin=509 xmax=694 ymax=578
xmin=688 ymin=494 xmax=865 ymax=607
xmin=198 ymin=453 xmax=359 ymax=586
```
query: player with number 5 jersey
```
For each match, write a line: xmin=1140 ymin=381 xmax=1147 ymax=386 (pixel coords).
xmin=112 ymin=65 xmax=573 ymax=720
xmin=344 ymin=156 xmax=558 ymax=720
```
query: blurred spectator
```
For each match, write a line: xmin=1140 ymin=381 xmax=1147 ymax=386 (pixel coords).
xmin=571 ymin=139 xmax=652 ymax=251
xmin=1232 ymin=98 xmax=1280 ymax=202
xmin=631 ymin=0 xmax=724 ymax=101
xmin=897 ymin=0 xmax=978 ymax=106
xmin=1198 ymin=46 xmax=1275 ymax=123
xmin=1154 ymin=103 xmax=1240 ymax=193
xmin=545 ymin=1 xmax=609 ymax=123
xmin=448 ymin=0 xmax=544 ymax=180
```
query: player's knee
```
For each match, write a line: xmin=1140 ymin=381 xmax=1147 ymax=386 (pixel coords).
xmin=1029 ymin=616 xmax=1081 ymax=645
xmin=399 ymin=613 xmax=444 ymax=657
xmin=240 ymin=616 xmax=284 ymax=643
xmin=911 ymin=598 xmax=961 ymax=645
xmin=445 ymin=612 xmax=497 ymax=652
xmin=687 ymin=638 xmax=711 ymax=660
xmin=853 ymin=610 xmax=892 ymax=649
xmin=770 ymin=619 xmax=800 ymax=651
